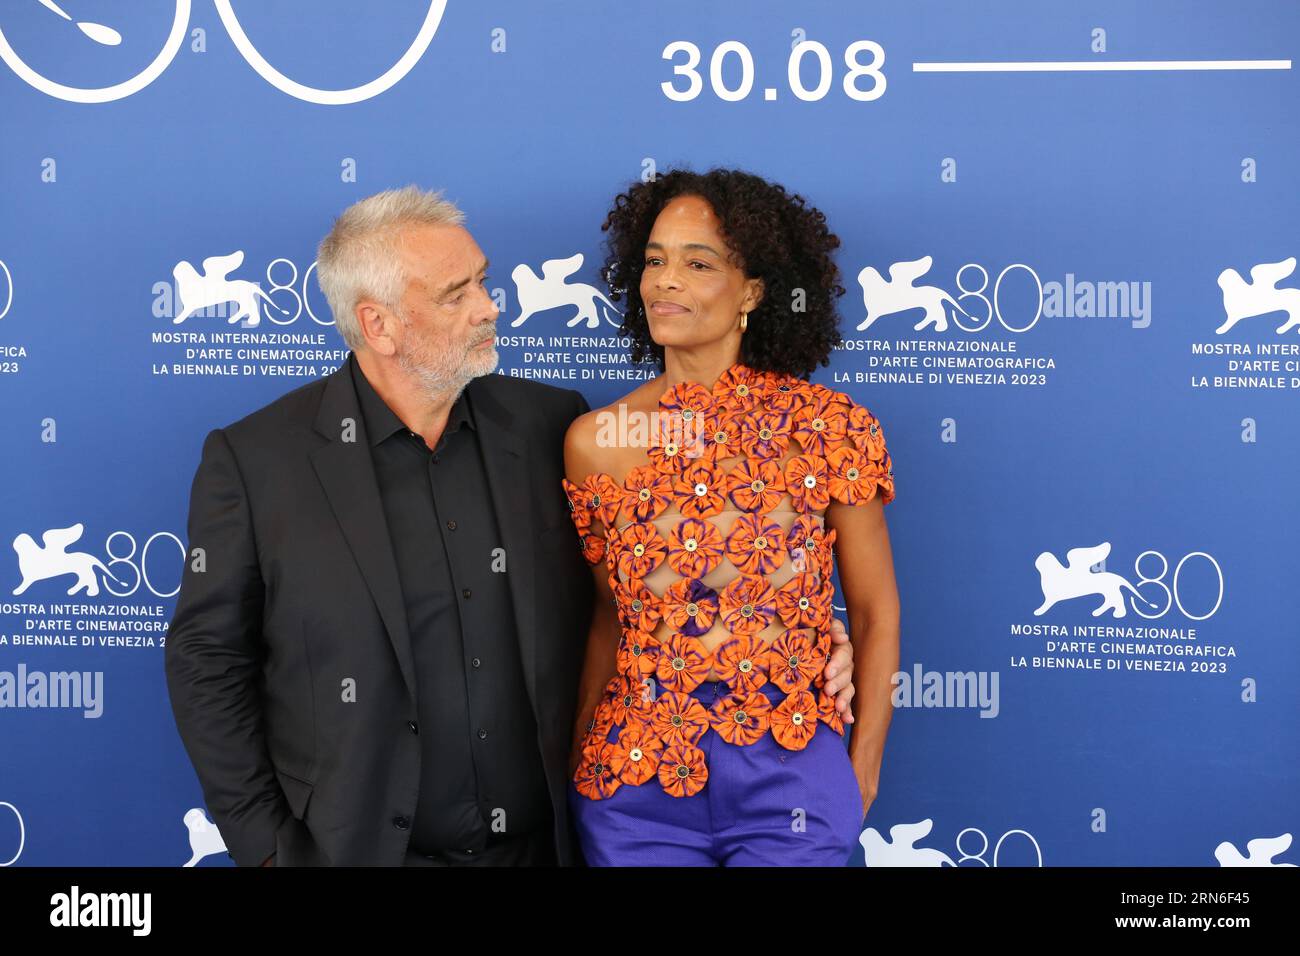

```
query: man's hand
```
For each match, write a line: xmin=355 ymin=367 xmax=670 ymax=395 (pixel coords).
xmin=821 ymin=617 xmax=855 ymax=724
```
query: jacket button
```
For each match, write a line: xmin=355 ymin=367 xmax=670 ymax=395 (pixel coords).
xmin=393 ymin=816 xmax=410 ymax=830
xmin=408 ymin=721 xmax=419 ymax=735
xmin=477 ymin=728 xmax=488 ymax=740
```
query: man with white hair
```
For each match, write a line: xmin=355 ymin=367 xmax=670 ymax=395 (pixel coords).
xmin=164 ymin=186 xmax=857 ymax=866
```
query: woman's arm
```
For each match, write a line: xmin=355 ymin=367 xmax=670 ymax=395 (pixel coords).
xmin=563 ymin=410 xmax=623 ymax=774
xmin=825 ymin=494 xmax=900 ymax=816
xmin=568 ymin=565 xmax=621 ymax=773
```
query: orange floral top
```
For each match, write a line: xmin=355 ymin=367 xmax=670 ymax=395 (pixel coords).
xmin=562 ymin=362 xmax=895 ymax=800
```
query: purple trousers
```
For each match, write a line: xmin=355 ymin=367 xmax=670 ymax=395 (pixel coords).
xmin=569 ymin=680 xmax=863 ymax=866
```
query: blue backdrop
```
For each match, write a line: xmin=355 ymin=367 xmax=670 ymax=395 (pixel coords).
xmin=0 ymin=0 xmax=1296 ymax=867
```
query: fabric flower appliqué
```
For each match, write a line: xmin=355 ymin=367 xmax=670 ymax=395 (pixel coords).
xmin=656 ymin=382 xmax=714 ymax=464
xmin=574 ymin=740 xmax=622 ymax=799
xmin=699 ymin=410 xmax=743 ymax=466
xmin=621 ymin=465 xmax=674 ymax=522
xmin=561 ymin=478 xmax=592 ymax=533
xmin=709 ymin=690 xmax=772 ymax=746
xmin=661 ymin=578 xmax=719 ymax=637
xmin=739 ymin=410 xmax=792 ymax=461
xmin=666 ymin=517 xmax=725 ymax=578
xmin=771 ymin=690 xmax=819 ymax=751
xmin=657 ymin=745 xmax=708 ymax=797
xmin=561 ymin=477 xmax=608 ymax=566
xmin=604 ymin=674 xmax=653 ymax=727
xmin=616 ymin=629 xmax=660 ymax=681
xmin=711 ymin=634 xmax=770 ymax=693
xmin=724 ymin=512 xmax=786 ymax=576
xmin=672 ymin=462 xmax=727 ymax=518
xmin=846 ymin=403 xmax=888 ymax=462
xmin=776 ymin=572 xmax=832 ymax=630
xmin=791 ymin=398 xmax=849 ymax=458
xmin=651 ymin=691 xmax=711 ymax=748
xmin=784 ymin=454 xmax=831 ymax=513
xmin=767 ymin=628 xmax=821 ymax=693
xmin=579 ymin=528 xmax=607 ymax=566
xmin=761 ymin=372 xmax=809 ymax=414
xmin=614 ymin=577 xmax=663 ymax=633
xmin=807 ymin=383 xmax=853 ymax=410
xmin=579 ymin=473 xmax=623 ymax=527
xmin=712 ymin=362 xmax=768 ymax=415
xmin=655 ymin=632 xmax=712 ymax=693
xmin=817 ymin=687 xmax=846 ymax=736
xmin=611 ymin=723 xmax=664 ymax=785
xmin=826 ymin=445 xmax=881 ymax=505
xmin=724 ymin=458 xmax=787 ymax=514
xmin=615 ymin=521 xmax=668 ymax=580
xmin=658 ymin=380 xmax=714 ymax=422
xmin=585 ymin=694 xmax=617 ymax=742
xmin=785 ymin=516 xmax=831 ymax=576
xmin=718 ymin=573 xmax=778 ymax=637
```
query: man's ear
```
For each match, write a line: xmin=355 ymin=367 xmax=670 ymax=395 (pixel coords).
xmin=356 ymin=301 xmax=399 ymax=357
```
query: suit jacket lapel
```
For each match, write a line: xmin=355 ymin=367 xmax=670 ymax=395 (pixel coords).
xmin=309 ymin=363 xmax=418 ymax=702
xmin=468 ymin=375 xmax=540 ymax=718
xmin=307 ymin=364 xmax=541 ymax=716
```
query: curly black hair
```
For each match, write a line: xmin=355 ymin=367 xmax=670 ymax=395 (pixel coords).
xmin=600 ymin=167 xmax=845 ymax=379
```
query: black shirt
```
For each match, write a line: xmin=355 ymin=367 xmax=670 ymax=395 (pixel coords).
xmin=349 ymin=354 xmax=551 ymax=854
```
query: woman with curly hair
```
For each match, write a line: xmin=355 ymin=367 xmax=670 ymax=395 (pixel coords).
xmin=560 ymin=168 xmax=900 ymax=866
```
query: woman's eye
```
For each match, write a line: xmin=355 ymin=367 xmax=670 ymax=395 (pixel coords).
xmin=690 ymin=261 xmax=709 ymax=270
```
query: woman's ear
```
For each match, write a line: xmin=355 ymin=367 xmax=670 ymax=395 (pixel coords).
xmin=742 ymin=276 xmax=765 ymax=313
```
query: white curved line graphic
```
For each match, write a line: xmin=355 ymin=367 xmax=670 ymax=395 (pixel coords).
xmin=213 ymin=0 xmax=445 ymax=105
xmin=0 ymin=1 xmax=190 ymax=104
xmin=0 ymin=259 xmax=12 ymax=321
xmin=0 ymin=802 xmax=25 ymax=866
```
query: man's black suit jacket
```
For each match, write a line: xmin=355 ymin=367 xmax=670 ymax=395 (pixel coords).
xmin=164 ymin=360 xmax=594 ymax=866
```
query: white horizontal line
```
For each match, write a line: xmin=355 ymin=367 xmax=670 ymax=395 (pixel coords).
xmin=913 ymin=59 xmax=1292 ymax=72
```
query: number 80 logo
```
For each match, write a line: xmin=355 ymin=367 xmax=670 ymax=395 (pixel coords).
xmin=0 ymin=1 xmax=445 ymax=104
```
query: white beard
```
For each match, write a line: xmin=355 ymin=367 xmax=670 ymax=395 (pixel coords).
xmin=396 ymin=319 xmax=497 ymax=403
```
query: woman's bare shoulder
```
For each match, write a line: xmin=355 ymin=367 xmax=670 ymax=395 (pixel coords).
xmin=563 ymin=377 xmax=664 ymax=483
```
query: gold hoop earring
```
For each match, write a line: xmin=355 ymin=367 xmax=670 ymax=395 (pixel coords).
xmin=739 ymin=311 xmax=748 ymax=332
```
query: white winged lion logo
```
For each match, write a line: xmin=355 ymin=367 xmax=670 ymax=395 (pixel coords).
xmin=171 ymin=250 xmax=289 ymax=328
xmin=510 ymin=253 xmax=621 ymax=329
xmin=1215 ymin=257 xmax=1300 ymax=335
xmin=856 ymin=255 xmax=972 ymax=333
xmin=12 ymin=523 xmax=121 ymax=597
xmin=1032 ymin=542 xmax=1159 ymax=619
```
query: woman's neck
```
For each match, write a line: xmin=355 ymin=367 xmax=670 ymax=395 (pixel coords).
xmin=659 ymin=342 xmax=743 ymax=393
